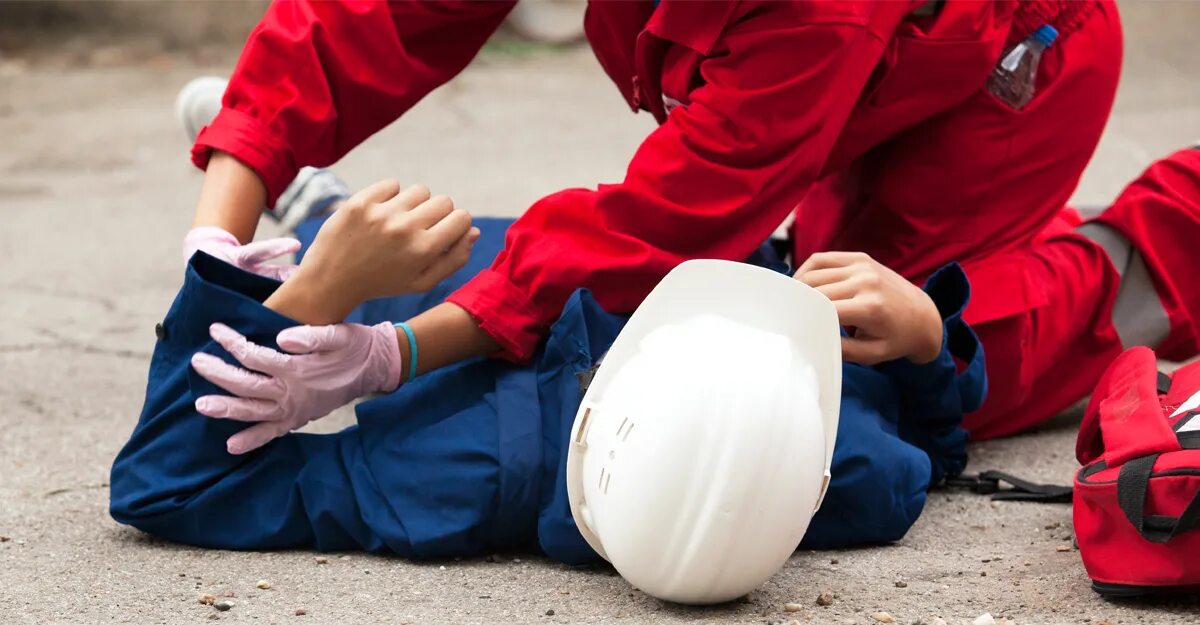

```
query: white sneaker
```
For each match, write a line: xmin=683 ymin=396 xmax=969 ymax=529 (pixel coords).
xmin=272 ymin=166 xmax=351 ymax=231
xmin=175 ymin=76 xmax=228 ymax=141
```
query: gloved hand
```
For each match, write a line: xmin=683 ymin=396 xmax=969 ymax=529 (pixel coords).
xmin=183 ymin=226 xmax=300 ymax=281
xmin=191 ymin=321 xmax=402 ymax=454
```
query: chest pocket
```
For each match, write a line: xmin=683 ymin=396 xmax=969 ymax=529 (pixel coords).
xmin=866 ymin=4 xmax=1009 ymax=123
xmin=870 ymin=36 xmax=998 ymax=110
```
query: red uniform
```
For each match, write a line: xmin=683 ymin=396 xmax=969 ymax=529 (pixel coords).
xmin=193 ymin=0 xmax=1172 ymax=439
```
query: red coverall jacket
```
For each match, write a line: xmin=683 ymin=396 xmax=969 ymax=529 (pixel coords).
xmin=192 ymin=0 xmax=1116 ymax=371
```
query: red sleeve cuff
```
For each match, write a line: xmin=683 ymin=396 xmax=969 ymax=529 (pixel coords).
xmin=190 ymin=108 xmax=298 ymax=208
xmin=446 ymin=268 xmax=547 ymax=364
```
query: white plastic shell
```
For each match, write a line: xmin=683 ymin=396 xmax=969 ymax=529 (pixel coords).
xmin=566 ymin=260 xmax=842 ymax=604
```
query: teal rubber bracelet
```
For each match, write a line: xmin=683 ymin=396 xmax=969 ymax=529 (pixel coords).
xmin=394 ymin=322 xmax=418 ymax=382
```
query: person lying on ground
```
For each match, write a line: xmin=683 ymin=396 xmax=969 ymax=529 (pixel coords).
xmin=110 ymin=179 xmax=984 ymax=558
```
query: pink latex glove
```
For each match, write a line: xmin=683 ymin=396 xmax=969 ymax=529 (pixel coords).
xmin=183 ymin=226 xmax=300 ymax=281
xmin=191 ymin=322 xmax=402 ymax=454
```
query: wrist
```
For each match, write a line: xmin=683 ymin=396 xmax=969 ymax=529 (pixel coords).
xmin=264 ymin=269 xmax=358 ymax=325
xmin=907 ymin=304 xmax=945 ymax=365
xmin=371 ymin=322 xmax=404 ymax=392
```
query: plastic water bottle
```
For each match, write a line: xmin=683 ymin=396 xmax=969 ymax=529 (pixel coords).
xmin=986 ymin=24 xmax=1059 ymax=110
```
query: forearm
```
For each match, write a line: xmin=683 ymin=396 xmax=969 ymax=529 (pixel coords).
xmin=193 ymin=152 xmax=266 ymax=244
xmin=403 ymin=303 xmax=500 ymax=380
xmin=264 ymin=278 xmax=497 ymax=382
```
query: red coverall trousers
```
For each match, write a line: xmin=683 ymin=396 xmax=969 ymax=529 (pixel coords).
xmin=969 ymin=148 xmax=1200 ymax=439
xmin=789 ymin=2 xmax=1196 ymax=439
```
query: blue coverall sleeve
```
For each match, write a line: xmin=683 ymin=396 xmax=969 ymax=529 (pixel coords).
xmin=109 ymin=250 xmax=541 ymax=558
xmin=877 ymin=263 xmax=987 ymax=483
xmin=109 ymin=253 xmax=400 ymax=552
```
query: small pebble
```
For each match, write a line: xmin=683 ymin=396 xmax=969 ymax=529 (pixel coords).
xmin=1023 ymin=560 xmax=1032 ymax=567
xmin=784 ymin=602 xmax=803 ymax=612
xmin=894 ymin=580 xmax=907 ymax=588
xmin=1044 ymin=522 xmax=1060 ymax=530
xmin=213 ymin=600 xmax=234 ymax=612
xmin=981 ymin=571 xmax=987 ymax=577
xmin=990 ymin=500 xmax=1001 ymax=509
xmin=314 ymin=556 xmax=328 ymax=564
xmin=973 ymin=613 xmax=996 ymax=625
xmin=198 ymin=594 xmax=217 ymax=605
xmin=207 ymin=614 xmax=219 ymax=621
xmin=545 ymin=609 xmax=555 ymax=616
xmin=0 ymin=536 xmax=9 ymax=543
xmin=514 ymin=558 xmax=522 ymax=563
xmin=830 ymin=558 xmax=839 ymax=565
xmin=1056 ymin=545 xmax=1071 ymax=552
xmin=816 ymin=591 xmax=835 ymax=606
xmin=256 ymin=580 xmax=271 ymax=590
xmin=295 ymin=608 xmax=307 ymax=616
xmin=872 ymin=612 xmax=896 ymax=623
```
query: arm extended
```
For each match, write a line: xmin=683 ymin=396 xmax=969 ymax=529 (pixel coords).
xmin=192 ymin=0 xmax=515 ymax=242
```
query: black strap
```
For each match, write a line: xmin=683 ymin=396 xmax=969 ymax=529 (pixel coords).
xmin=1117 ymin=453 xmax=1200 ymax=543
xmin=1158 ymin=371 xmax=1173 ymax=395
xmin=1178 ymin=430 xmax=1200 ymax=449
xmin=943 ymin=471 xmax=1072 ymax=503
xmin=576 ymin=363 xmax=601 ymax=396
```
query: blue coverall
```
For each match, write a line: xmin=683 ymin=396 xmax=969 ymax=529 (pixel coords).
xmin=110 ymin=217 xmax=985 ymax=562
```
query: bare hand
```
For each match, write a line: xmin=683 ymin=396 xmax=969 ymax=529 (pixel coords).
xmin=795 ymin=252 xmax=943 ymax=365
xmin=267 ymin=180 xmax=479 ymax=323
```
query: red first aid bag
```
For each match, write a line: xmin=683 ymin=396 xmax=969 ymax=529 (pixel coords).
xmin=1074 ymin=346 xmax=1200 ymax=596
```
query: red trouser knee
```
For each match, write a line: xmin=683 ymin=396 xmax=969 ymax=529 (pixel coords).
xmin=964 ymin=226 xmax=1124 ymax=439
xmin=1092 ymin=148 xmax=1200 ymax=361
xmin=967 ymin=148 xmax=1200 ymax=439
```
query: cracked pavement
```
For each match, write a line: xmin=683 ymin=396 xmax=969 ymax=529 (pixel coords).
xmin=2 ymin=4 xmax=1199 ymax=624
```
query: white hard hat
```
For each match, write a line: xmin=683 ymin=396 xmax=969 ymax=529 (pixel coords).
xmin=566 ymin=259 xmax=841 ymax=605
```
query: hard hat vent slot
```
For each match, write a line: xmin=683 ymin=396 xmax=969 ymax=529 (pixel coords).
xmin=599 ymin=467 xmax=612 ymax=494
xmin=620 ymin=421 xmax=635 ymax=442
xmin=575 ymin=407 xmax=593 ymax=444
xmin=616 ymin=416 xmax=634 ymax=440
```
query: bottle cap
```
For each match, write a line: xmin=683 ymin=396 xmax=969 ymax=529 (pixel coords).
xmin=1033 ymin=24 xmax=1059 ymax=47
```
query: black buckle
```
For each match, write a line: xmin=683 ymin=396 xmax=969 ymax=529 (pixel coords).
xmin=944 ymin=470 xmax=1072 ymax=503
xmin=944 ymin=473 xmax=1000 ymax=495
